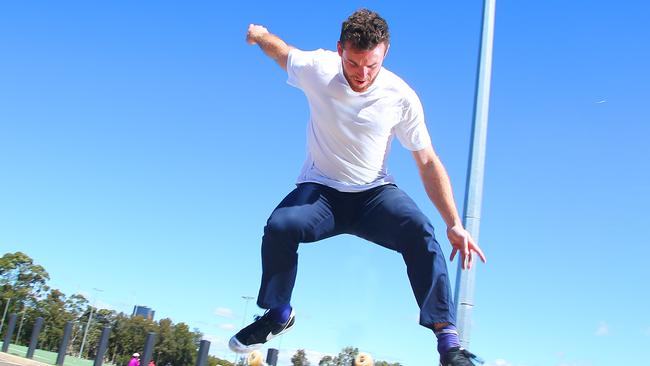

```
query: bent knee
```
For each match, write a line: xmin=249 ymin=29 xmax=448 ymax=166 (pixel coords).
xmin=266 ymin=209 xmax=309 ymax=235
xmin=400 ymin=214 xmax=440 ymax=252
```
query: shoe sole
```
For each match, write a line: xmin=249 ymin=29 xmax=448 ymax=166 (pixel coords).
xmin=228 ymin=311 xmax=296 ymax=354
xmin=229 ymin=336 xmax=262 ymax=353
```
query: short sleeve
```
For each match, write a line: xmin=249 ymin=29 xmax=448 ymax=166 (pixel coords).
xmin=287 ymin=49 xmax=316 ymax=89
xmin=395 ymin=91 xmax=432 ymax=151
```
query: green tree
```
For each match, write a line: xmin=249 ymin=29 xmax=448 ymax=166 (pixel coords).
xmin=36 ymin=289 xmax=75 ymax=350
xmin=113 ymin=314 xmax=152 ymax=363
xmin=0 ymin=252 xmax=224 ymax=366
xmin=83 ymin=308 xmax=118 ymax=359
xmin=207 ymin=355 xmax=233 ymax=366
xmin=334 ymin=347 xmax=357 ymax=366
xmin=291 ymin=349 xmax=310 ymax=366
xmin=318 ymin=356 xmax=334 ymax=366
xmin=319 ymin=347 xmax=358 ymax=366
xmin=109 ymin=313 xmax=134 ymax=365
xmin=63 ymin=293 xmax=90 ymax=356
xmin=171 ymin=322 xmax=196 ymax=366
xmin=0 ymin=252 xmax=50 ymax=313
xmin=65 ymin=293 xmax=89 ymax=319
xmin=12 ymin=306 xmax=31 ymax=346
xmin=154 ymin=318 xmax=176 ymax=366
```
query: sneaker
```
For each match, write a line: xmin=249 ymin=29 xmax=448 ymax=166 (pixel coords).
xmin=440 ymin=347 xmax=484 ymax=366
xmin=228 ymin=309 xmax=296 ymax=353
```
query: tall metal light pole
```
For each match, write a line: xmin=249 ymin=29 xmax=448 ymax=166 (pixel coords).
xmin=79 ymin=307 xmax=94 ymax=357
xmin=79 ymin=288 xmax=103 ymax=358
xmin=454 ymin=0 xmax=496 ymax=349
xmin=241 ymin=296 xmax=254 ymax=327
xmin=0 ymin=298 xmax=10 ymax=336
xmin=16 ymin=308 xmax=26 ymax=344
xmin=235 ymin=296 xmax=255 ymax=365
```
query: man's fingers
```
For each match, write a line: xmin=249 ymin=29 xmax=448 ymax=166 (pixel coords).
xmin=466 ymin=235 xmax=487 ymax=264
xmin=469 ymin=239 xmax=487 ymax=263
xmin=246 ymin=24 xmax=269 ymax=43
xmin=246 ymin=27 xmax=255 ymax=45
xmin=246 ymin=24 xmax=263 ymax=45
xmin=449 ymin=227 xmax=486 ymax=269
xmin=462 ymin=236 xmax=469 ymax=269
xmin=450 ymin=248 xmax=458 ymax=262
xmin=460 ymin=233 xmax=474 ymax=270
xmin=475 ymin=245 xmax=487 ymax=263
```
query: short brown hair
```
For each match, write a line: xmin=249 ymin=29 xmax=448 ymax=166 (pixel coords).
xmin=339 ymin=9 xmax=390 ymax=50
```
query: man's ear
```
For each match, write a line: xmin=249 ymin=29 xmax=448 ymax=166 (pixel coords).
xmin=384 ymin=42 xmax=390 ymax=57
xmin=337 ymin=41 xmax=343 ymax=56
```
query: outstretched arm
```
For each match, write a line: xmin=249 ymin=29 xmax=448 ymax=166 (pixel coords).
xmin=412 ymin=145 xmax=487 ymax=270
xmin=246 ymin=24 xmax=295 ymax=71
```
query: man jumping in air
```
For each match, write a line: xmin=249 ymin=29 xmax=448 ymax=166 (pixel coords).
xmin=230 ymin=9 xmax=487 ymax=366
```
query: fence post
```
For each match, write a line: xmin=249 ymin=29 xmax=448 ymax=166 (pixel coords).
xmin=1 ymin=313 xmax=17 ymax=352
xmin=93 ymin=326 xmax=111 ymax=366
xmin=195 ymin=340 xmax=210 ymax=366
xmin=56 ymin=321 xmax=74 ymax=365
xmin=266 ymin=348 xmax=278 ymax=366
xmin=140 ymin=332 xmax=156 ymax=366
xmin=26 ymin=317 xmax=44 ymax=358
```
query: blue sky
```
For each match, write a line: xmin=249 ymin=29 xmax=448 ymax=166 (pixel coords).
xmin=1 ymin=1 xmax=649 ymax=365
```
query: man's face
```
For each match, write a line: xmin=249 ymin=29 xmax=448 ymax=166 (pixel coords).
xmin=337 ymin=41 xmax=388 ymax=92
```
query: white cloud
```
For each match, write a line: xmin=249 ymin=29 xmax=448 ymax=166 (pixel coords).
xmin=219 ymin=323 xmax=235 ymax=331
xmin=214 ymin=307 xmax=234 ymax=318
xmin=595 ymin=321 xmax=609 ymax=336
xmin=202 ymin=334 xmax=227 ymax=347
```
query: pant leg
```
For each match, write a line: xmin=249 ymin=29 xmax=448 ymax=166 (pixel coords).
xmin=352 ymin=184 xmax=456 ymax=328
xmin=257 ymin=183 xmax=339 ymax=309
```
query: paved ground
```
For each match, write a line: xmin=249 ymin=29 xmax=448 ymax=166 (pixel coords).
xmin=2 ymin=361 xmax=22 ymax=366
xmin=0 ymin=352 xmax=50 ymax=366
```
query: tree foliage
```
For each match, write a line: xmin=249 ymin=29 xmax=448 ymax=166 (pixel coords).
xmin=318 ymin=355 xmax=334 ymax=366
xmin=0 ymin=252 xmax=211 ymax=366
xmin=291 ymin=349 xmax=310 ymax=366
xmin=1 ymin=252 xmax=398 ymax=366
xmin=0 ymin=251 xmax=50 ymax=312
xmin=318 ymin=347 xmax=402 ymax=366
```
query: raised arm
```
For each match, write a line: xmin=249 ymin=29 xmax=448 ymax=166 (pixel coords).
xmin=412 ymin=145 xmax=487 ymax=270
xmin=246 ymin=24 xmax=295 ymax=71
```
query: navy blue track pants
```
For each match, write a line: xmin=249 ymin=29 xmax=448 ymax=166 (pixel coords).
xmin=257 ymin=182 xmax=455 ymax=328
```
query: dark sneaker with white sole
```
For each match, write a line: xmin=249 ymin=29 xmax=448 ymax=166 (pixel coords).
xmin=440 ymin=347 xmax=484 ymax=366
xmin=228 ymin=309 xmax=296 ymax=353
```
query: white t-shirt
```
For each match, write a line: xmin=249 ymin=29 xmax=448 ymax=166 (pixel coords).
xmin=287 ymin=48 xmax=431 ymax=192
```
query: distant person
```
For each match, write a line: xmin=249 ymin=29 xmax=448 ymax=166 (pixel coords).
xmin=128 ymin=353 xmax=140 ymax=366
xmin=148 ymin=360 xmax=155 ymax=366
xmin=229 ymin=8 xmax=486 ymax=366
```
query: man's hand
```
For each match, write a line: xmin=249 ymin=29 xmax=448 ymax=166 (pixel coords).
xmin=246 ymin=24 xmax=270 ymax=45
xmin=447 ymin=225 xmax=487 ymax=270
xmin=244 ymin=24 xmax=292 ymax=71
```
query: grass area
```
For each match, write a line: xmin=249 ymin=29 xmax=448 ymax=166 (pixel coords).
xmin=0 ymin=343 xmax=116 ymax=366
